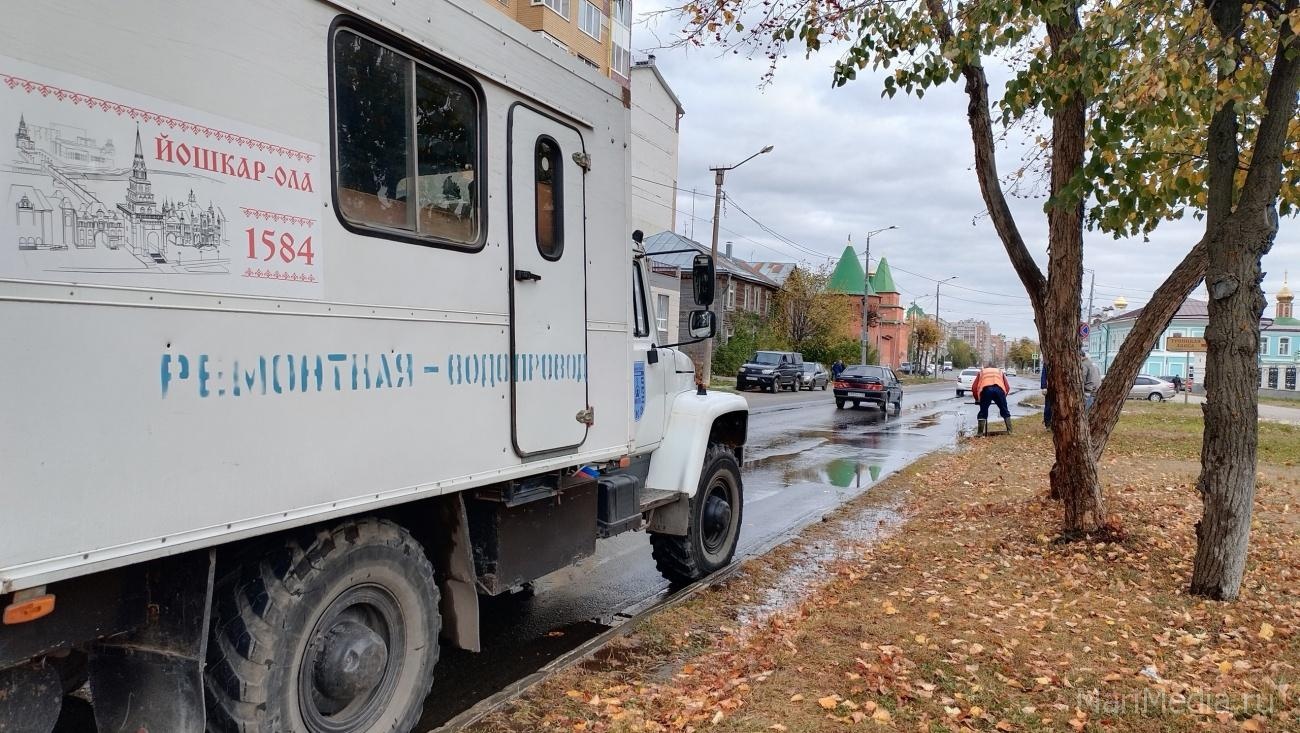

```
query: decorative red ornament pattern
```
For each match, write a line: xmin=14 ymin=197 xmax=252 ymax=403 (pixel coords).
xmin=2 ymin=71 xmax=315 ymax=163
xmin=240 ymin=207 xmax=316 ymax=228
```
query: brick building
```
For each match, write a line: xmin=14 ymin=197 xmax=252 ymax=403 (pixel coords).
xmin=826 ymin=246 xmax=910 ymax=370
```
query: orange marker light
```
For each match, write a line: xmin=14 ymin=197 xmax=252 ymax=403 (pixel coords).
xmin=3 ymin=594 xmax=55 ymax=625
xmin=618 ymin=455 xmax=631 ymax=468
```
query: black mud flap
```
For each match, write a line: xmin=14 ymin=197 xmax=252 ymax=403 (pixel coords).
xmin=89 ymin=550 xmax=215 ymax=733
xmin=0 ymin=660 xmax=61 ymax=732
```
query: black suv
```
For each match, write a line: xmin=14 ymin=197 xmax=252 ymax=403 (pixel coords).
xmin=737 ymin=351 xmax=804 ymax=392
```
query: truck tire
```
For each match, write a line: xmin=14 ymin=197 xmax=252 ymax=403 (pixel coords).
xmin=650 ymin=444 xmax=743 ymax=584
xmin=205 ymin=518 xmax=440 ymax=733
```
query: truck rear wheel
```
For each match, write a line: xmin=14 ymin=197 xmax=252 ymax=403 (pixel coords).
xmin=650 ymin=444 xmax=743 ymax=584
xmin=205 ymin=518 xmax=440 ymax=733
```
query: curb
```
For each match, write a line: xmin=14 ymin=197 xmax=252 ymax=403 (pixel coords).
xmin=431 ymin=563 xmax=747 ymax=732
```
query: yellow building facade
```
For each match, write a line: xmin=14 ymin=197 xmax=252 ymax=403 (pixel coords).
xmin=488 ymin=0 xmax=632 ymax=86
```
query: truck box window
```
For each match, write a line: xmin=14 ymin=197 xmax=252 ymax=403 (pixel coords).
xmin=334 ymin=29 xmax=480 ymax=245
xmin=535 ymin=136 xmax=563 ymax=260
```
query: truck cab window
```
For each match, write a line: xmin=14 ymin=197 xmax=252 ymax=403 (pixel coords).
xmin=632 ymin=261 xmax=650 ymax=337
xmin=333 ymin=29 xmax=480 ymax=245
xmin=535 ymin=136 xmax=563 ymax=259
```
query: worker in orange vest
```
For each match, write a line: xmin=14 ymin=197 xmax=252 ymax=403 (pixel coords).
xmin=972 ymin=363 xmax=1012 ymax=436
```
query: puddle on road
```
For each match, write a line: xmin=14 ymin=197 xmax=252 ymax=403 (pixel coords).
xmin=744 ymin=408 xmax=962 ymax=491
xmin=911 ymin=412 xmax=944 ymax=429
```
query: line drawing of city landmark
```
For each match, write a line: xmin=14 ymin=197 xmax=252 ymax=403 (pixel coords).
xmin=8 ymin=115 xmax=227 ymax=272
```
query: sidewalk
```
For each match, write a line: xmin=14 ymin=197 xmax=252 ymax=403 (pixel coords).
xmin=469 ymin=403 xmax=1300 ymax=732
xmin=1176 ymin=393 xmax=1300 ymax=425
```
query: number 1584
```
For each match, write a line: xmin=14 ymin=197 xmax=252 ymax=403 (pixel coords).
xmin=245 ymin=228 xmax=315 ymax=265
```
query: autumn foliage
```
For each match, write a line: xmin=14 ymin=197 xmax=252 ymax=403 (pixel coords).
xmin=472 ymin=405 xmax=1300 ymax=732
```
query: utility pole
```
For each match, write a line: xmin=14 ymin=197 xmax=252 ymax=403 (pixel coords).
xmin=934 ymin=276 xmax=958 ymax=375
xmin=689 ymin=188 xmax=696 ymax=239
xmin=702 ymin=145 xmax=773 ymax=385
xmin=860 ymin=226 xmax=897 ymax=364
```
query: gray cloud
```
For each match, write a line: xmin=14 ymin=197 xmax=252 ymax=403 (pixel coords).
xmin=632 ymin=3 xmax=1299 ymax=339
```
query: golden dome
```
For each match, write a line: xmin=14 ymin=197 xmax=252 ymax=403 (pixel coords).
xmin=1279 ymin=271 xmax=1293 ymax=300
xmin=1112 ymin=296 xmax=1128 ymax=310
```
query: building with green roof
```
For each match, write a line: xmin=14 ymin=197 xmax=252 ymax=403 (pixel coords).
xmin=826 ymin=245 xmax=909 ymax=370
xmin=827 ymin=245 xmax=872 ymax=296
xmin=869 ymin=257 xmax=898 ymax=295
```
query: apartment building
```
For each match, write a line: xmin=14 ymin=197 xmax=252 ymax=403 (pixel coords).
xmin=629 ymin=56 xmax=684 ymax=235
xmin=489 ymin=0 xmax=633 ymax=85
xmin=951 ymin=318 xmax=992 ymax=360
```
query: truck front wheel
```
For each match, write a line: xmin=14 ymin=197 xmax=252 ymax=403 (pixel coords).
xmin=650 ymin=445 xmax=743 ymax=584
xmin=205 ymin=518 xmax=440 ymax=733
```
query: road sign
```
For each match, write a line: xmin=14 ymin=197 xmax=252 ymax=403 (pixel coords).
xmin=1078 ymin=322 xmax=1090 ymax=340
xmin=1166 ymin=336 xmax=1208 ymax=352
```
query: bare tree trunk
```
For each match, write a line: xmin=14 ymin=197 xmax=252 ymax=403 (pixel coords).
xmin=921 ymin=0 xmax=1108 ymax=533
xmin=1040 ymin=9 xmax=1107 ymax=534
xmin=1190 ymin=3 xmax=1299 ymax=599
xmin=1191 ymin=226 xmax=1266 ymax=599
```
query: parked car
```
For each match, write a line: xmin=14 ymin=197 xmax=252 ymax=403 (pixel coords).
xmin=1130 ymin=374 xmax=1178 ymax=401
xmin=737 ymin=350 xmax=804 ymax=392
xmin=956 ymin=367 xmax=981 ymax=397
xmin=800 ymin=361 xmax=830 ymax=390
xmin=899 ymin=361 xmax=913 ymax=375
xmin=1005 ymin=368 xmax=1018 ymax=377
xmin=833 ymin=365 xmax=903 ymax=414
xmin=943 ymin=361 xmax=953 ymax=372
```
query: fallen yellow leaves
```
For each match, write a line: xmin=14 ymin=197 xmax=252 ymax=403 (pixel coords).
xmin=468 ymin=409 xmax=1300 ymax=733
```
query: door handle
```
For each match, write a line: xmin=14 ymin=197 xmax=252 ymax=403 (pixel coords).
xmin=514 ymin=269 xmax=542 ymax=282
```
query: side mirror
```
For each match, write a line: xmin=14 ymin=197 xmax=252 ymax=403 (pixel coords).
xmin=692 ymin=254 xmax=715 ymax=305
xmin=687 ymin=309 xmax=716 ymax=339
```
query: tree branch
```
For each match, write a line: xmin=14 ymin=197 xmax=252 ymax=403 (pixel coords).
xmin=1235 ymin=8 xmax=1300 ymax=214
xmin=1204 ymin=0 xmax=1245 ymax=229
xmin=1089 ymin=237 xmax=1207 ymax=458
xmin=921 ymin=0 xmax=1048 ymax=315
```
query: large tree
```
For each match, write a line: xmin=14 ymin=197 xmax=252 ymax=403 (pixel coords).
xmin=770 ymin=264 xmax=863 ymax=359
xmin=1008 ymin=338 xmax=1037 ymax=370
xmin=911 ymin=318 xmax=943 ymax=369
xmin=676 ymin=0 xmax=1298 ymax=553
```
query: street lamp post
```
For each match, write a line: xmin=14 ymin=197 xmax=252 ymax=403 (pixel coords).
xmin=860 ymin=226 xmax=898 ymax=365
xmin=934 ymin=276 xmax=958 ymax=374
xmin=703 ymin=144 xmax=774 ymax=384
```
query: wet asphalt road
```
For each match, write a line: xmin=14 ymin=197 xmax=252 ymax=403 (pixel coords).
xmin=52 ymin=377 xmax=1040 ymax=732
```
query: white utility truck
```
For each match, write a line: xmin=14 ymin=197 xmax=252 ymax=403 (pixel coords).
xmin=0 ymin=2 xmax=749 ymax=730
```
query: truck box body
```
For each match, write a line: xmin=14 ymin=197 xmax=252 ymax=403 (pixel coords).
xmin=0 ymin=0 xmax=636 ymax=593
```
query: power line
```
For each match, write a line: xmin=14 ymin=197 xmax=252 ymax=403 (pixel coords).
xmin=626 ymin=191 xmax=799 ymax=263
xmin=630 ymin=175 xmax=713 ymax=197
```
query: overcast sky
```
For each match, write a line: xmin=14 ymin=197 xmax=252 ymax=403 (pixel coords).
xmin=630 ymin=3 xmax=1299 ymax=340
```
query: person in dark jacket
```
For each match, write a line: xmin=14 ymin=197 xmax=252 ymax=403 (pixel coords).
xmin=831 ymin=359 xmax=845 ymax=379
xmin=1041 ymin=364 xmax=1052 ymax=429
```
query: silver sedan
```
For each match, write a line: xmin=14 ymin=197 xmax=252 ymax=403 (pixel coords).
xmin=1129 ymin=375 xmax=1178 ymax=401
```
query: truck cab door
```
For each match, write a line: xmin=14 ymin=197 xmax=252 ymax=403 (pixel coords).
xmin=507 ymin=104 xmax=588 ymax=456
xmin=632 ymin=259 xmax=668 ymax=452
